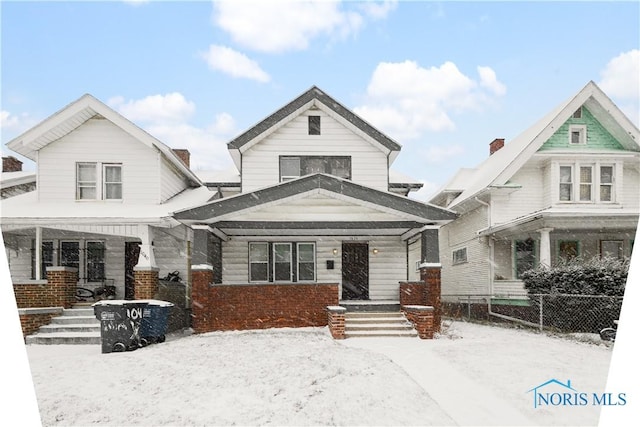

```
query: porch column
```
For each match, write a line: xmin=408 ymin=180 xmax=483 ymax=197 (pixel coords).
xmin=136 ymin=225 xmax=157 ymax=269
xmin=35 ymin=226 xmax=42 ymax=280
xmin=538 ymin=228 xmax=553 ymax=268
xmin=419 ymin=228 xmax=443 ymax=333
xmin=191 ymin=264 xmax=214 ymax=333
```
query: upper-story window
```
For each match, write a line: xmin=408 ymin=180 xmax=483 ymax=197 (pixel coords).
xmin=280 ymin=156 xmax=351 ymax=182
xmin=308 ymin=115 xmax=321 ymax=135
xmin=557 ymin=162 xmax=616 ymax=203
xmin=569 ymin=125 xmax=587 ymax=145
xmin=76 ymin=162 xmax=122 ymax=200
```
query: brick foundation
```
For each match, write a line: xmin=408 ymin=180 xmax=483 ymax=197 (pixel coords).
xmin=403 ymin=305 xmax=435 ymax=339
xmin=133 ymin=268 xmax=159 ymax=300
xmin=191 ymin=271 xmax=339 ymax=333
xmin=327 ymin=306 xmax=347 ymax=339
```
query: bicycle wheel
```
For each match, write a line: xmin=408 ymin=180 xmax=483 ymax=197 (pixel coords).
xmin=599 ymin=328 xmax=616 ymax=342
xmin=76 ymin=287 xmax=95 ymax=301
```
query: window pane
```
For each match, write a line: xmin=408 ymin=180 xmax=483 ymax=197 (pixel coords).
xmin=250 ymin=263 xmax=268 ymax=282
xmin=280 ymin=158 xmax=300 ymax=179
xmin=104 ymin=166 xmax=121 ymax=182
xmin=515 ymin=239 xmax=536 ymax=278
xmin=559 ymin=241 xmax=579 ymax=262
xmin=299 ymin=263 xmax=315 ymax=281
xmin=87 ymin=242 xmax=106 ymax=282
xmin=600 ymin=185 xmax=612 ymax=202
xmin=79 ymin=187 xmax=96 ymax=199
xmin=105 ymin=183 xmax=122 ymax=200
xmin=600 ymin=166 xmax=613 ymax=183
xmin=580 ymin=184 xmax=591 ymax=201
xmin=298 ymin=243 xmax=314 ymax=262
xmin=601 ymin=241 xmax=623 ymax=259
xmin=297 ymin=243 xmax=315 ymax=281
xmin=78 ymin=164 xmax=96 ymax=181
xmin=274 ymin=243 xmax=291 ymax=262
xmin=559 ymin=166 xmax=572 ymax=183
xmin=329 ymin=158 xmax=351 ymax=179
xmin=571 ymin=131 xmax=581 ymax=144
xmin=559 ymin=183 xmax=572 ymax=201
xmin=302 ymin=158 xmax=325 ymax=175
xmin=250 ymin=243 xmax=268 ymax=262
xmin=580 ymin=167 xmax=592 ymax=183
xmin=60 ymin=242 xmax=80 ymax=271
xmin=273 ymin=243 xmax=291 ymax=281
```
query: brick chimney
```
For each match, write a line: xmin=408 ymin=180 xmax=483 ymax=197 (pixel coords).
xmin=489 ymin=138 xmax=505 ymax=155
xmin=172 ymin=149 xmax=190 ymax=168
xmin=2 ymin=156 xmax=23 ymax=172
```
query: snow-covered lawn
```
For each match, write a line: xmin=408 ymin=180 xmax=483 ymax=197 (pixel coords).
xmin=25 ymin=320 xmax=613 ymax=426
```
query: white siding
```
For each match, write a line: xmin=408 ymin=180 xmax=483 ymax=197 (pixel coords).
xmin=221 ymin=235 xmax=407 ymax=301
xmin=407 ymin=237 xmax=421 ymax=281
xmin=153 ymin=226 xmax=191 ymax=282
xmin=160 ymin=156 xmax=189 ymax=202
xmin=439 ymin=206 xmax=491 ymax=297
xmin=37 ymin=118 xmax=161 ymax=204
xmin=241 ymin=110 xmax=388 ymax=192
xmin=491 ymin=166 xmax=545 ymax=225
xmin=622 ymin=164 xmax=639 ymax=209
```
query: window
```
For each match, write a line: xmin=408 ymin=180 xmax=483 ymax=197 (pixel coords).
xmin=579 ymin=166 xmax=593 ymax=201
xmin=279 ymin=156 xmax=351 ymax=181
xmin=249 ymin=242 xmax=316 ymax=283
xmin=558 ymin=241 xmax=579 ymax=262
xmin=77 ymin=163 xmax=97 ymax=200
xmin=249 ymin=243 xmax=269 ymax=282
xmin=559 ymin=165 xmax=573 ymax=201
xmin=515 ymin=238 xmax=536 ymax=279
xmin=600 ymin=166 xmax=614 ymax=202
xmin=297 ymin=243 xmax=316 ymax=281
xmin=31 ymin=240 xmax=106 ymax=282
xmin=452 ymin=248 xmax=467 ymax=265
xmin=557 ymin=163 xmax=617 ymax=203
xmin=601 ymin=240 xmax=623 ymax=260
xmin=308 ymin=115 xmax=321 ymax=135
xmin=76 ymin=162 xmax=123 ymax=200
xmin=569 ymin=125 xmax=586 ymax=145
xmin=103 ymin=164 xmax=122 ymax=200
xmin=86 ymin=241 xmax=106 ymax=282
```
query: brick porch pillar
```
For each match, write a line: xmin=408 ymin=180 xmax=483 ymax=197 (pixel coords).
xmin=403 ymin=305 xmax=435 ymax=339
xmin=46 ymin=266 xmax=78 ymax=308
xmin=191 ymin=264 xmax=214 ymax=333
xmin=133 ymin=267 xmax=159 ymax=300
xmin=420 ymin=264 xmax=442 ymax=333
xmin=327 ymin=306 xmax=347 ymax=339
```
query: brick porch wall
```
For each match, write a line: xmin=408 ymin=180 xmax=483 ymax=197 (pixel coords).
xmin=18 ymin=308 xmax=64 ymax=337
xmin=191 ymin=266 xmax=339 ymax=333
xmin=420 ymin=266 xmax=442 ymax=333
xmin=134 ymin=267 xmax=159 ymax=300
xmin=399 ymin=281 xmax=428 ymax=306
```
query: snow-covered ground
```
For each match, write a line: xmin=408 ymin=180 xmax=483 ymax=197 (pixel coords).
xmin=24 ymin=320 xmax=615 ymax=426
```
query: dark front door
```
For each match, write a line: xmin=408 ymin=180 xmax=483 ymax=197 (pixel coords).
xmin=342 ymin=242 xmax=369 ymax=300
xmin=125 ymin=242 xmax=140 ymax=300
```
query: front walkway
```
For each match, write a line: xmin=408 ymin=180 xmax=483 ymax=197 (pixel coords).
xmin=341 ymin=335 xmax=534 ymax=426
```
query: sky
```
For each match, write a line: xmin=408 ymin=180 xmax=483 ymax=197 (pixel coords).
xmin=1 ymin=0 xmax=639 ymax=200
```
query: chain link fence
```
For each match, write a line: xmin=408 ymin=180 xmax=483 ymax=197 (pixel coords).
xmin=442 ymin=293 xmax=623 ymax=334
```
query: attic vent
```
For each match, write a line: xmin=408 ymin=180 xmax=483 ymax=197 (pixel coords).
xmin=572 ymin=107 xmax=582 ymax=119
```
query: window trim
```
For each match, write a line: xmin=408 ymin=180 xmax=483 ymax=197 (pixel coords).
xmin=248 ymin=241 xmax=317 ymax=283
xmin=76 ymin=161 xmax=123 ymax=201
xmin=76 ymin=162 xmax=98 ymax=200
xmin=103 ymin=163 xmax=123 ymax=201
xmin=296 ymin=242 xmax=316 ymax=282
xmin=452 ymin=247 xmax=468 ymax=265
xmin=568 ymin=125 xmax=587 ymax=145
xmin=556 ymin=162 xmax=617 ymax=204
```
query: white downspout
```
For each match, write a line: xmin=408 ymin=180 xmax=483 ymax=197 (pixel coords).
xmin=475 ymin=197 xmax=495 ymax=315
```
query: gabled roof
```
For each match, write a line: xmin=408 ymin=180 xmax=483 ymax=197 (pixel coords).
xmin=226 ymin=86 xmax=402 ymax=169
xmin=431 ymin=81 xmax=640 ymax=209
xmin=5 ymin=94 xmax=202 ymax=187
xmin=173 ymin=173 xmax=456 ymax=224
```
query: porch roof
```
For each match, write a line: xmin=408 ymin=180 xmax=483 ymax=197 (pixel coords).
xmin=478 ymin=208 xmax=640 ymax=237
xmin=173 ymin=173 xmax=457 ymax=232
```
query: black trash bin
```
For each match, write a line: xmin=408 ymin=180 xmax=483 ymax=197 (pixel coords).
xmin=140 ymin=300 xmax=174 ymax=345
xmin=93 ymin=300 xmax=149 ymax=353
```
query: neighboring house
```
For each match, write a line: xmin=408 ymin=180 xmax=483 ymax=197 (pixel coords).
xmin=1 ymin=94 xmax=213 ymax=301
xmin=1 ymin=156 xmax=36 ymax=199
xmin=173 ymin=86 xmax=457 ymax=331
xmin=429 ymin=81 xmax=640 ymax=300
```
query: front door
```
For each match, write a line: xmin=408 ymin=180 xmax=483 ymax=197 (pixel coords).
xmin=125 ymin=242 xmax=140 ymax=300
xmin=342 ymin=242 xmax=369 ymax=300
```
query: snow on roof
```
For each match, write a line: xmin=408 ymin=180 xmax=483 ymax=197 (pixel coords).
xmin=0 ymin=171 xmax=36 ymax=189
xmin=388 ymin=169 xmax=422 ymax=185
xmin=196 ymin=167 xmax=241 ymax=184
xmin=0 ymin=186 xmax=214 ymax=222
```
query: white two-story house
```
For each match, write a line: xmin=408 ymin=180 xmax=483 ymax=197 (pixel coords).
xmin=429 ymin=81 xmax=640 ymax=300
xmin=1 ymin=94 xmax=212 ymax=300
xmin=174 ymin=86 xmax=456 ymax=305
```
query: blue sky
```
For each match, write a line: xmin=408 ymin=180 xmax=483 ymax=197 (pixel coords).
xmin=1 ymin=0 xmax=639 ymax=199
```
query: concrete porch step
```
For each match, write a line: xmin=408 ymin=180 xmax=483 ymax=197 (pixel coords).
xmin=25 ymin=332 xmax=101 ymax=345
xmin=26 ymin=307 xmax=101 ymax=345
xmin=343 ymin=310 xmax=418 ymax=338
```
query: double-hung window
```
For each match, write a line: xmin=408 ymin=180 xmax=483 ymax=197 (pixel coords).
xmin=600 ymin=166 xmax=614 ymax=202
xmin=76 ymin=162 xmax=122 ymax=200
xmin=579 ymin=166 xmax=593 ymax=201
xmin=559 ymin=166 xmax=573 ymax=201
xmin=557 ymin=162 xmax=616 ymax=203
xmin=249 ymin=242 xmax=316 ymax=282
xmin=31 ymin=240 xmax=106 ymax=282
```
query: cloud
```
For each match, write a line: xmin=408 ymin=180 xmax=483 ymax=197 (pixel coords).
xmin=359 ymin=0 xmax=398 ymax=20
xmin=212 ymin=0 xmax=369 ymax=53
xmin=478 ymin=66 xmax=506 ymax=96
xmin=0 ymin=110 xmax=20 ymax=129
xmin=1 ymin=110 xmax=38 ymax=138
xmin=200 ymin=45 xmax=270 ymax=82
xmin=421 ymin=144 xmax=465 ymax=164
xmin=108 ymin=93 xmax=196 ymax=124
xmin=599 ymin=49 xmax=639 ymax=125
xmin=354 ymin=60 xmax=506 ymax=139
xmin=109 ymin=93 xmax=236 ymax=171
xmin=599 ymin=49 xmax=639 ymax=100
